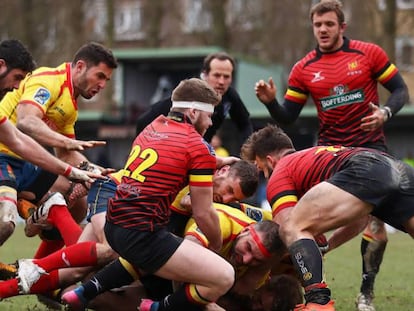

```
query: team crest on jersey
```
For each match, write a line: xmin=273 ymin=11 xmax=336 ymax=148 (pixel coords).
xmin=347 ymin=60 xmax=362 ymax=76
xmin=33 ymin=87 xmax=51 ymax=106
xmin=311 ymin=71 xmax=325 ymax=83
xmin=245 ymin=208 xmax=263 ymax=222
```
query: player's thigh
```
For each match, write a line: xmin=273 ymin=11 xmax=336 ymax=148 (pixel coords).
xmin=155 ymin=239 xmax=234 ymax=287
xmin=91 ymin=212 xmax=108 ymax=244
xmin=77 ymin=223 xmax=98 ymax=242
xmin=289 ymin=182 xmax=372 ymax=235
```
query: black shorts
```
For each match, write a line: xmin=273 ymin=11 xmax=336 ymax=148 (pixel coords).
xmin=104 ymin=221 xmax=182 ymax=274
xmin=327 ymin=151 xmax=414 ymax=232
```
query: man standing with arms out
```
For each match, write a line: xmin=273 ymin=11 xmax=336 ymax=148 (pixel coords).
xmin=0 ymin=42 xmax=117 ymax=246
xmin=255 ymin=1 xmax=409 ymax=310
xmin=63 ymin=78 xmax=235 ymax=311
xmin=136 ymin=52 xmax=253 ymax=147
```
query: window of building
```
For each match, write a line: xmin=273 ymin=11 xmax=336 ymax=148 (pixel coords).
xmin=396 ymin=37 xmax=414 ymax=71
xmin=115 ymin=2 xmax=144 ymax=40
xmin=183 ymin=0 xmax=211 ymax=32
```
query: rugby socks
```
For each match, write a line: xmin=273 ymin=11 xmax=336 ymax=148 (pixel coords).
xmin=81 ymin=258 xmax=135 ymax=302
xmin=33 ymin=241 xmax=97 ymax=272
xmin=156 ymin=284 xmax=207 ymax=311
xmin=29 ymin=270 xmax=60 ymax=294
xmin=360 ymin=236 xmax=387 ymax=295
xmin=0 ymin=278 xmax=19 ymax=299
xmin=288 ymin=238 xmax=331 ymax=305
xmin=47 ymin=205 xmax=82 ymax=246
xmin=0 ymin=270 xmax=60 ymax=298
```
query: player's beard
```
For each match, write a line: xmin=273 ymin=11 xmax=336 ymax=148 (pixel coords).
xmin=0 ymin=70 xmax=12 ymax=100
xmin=77 ymin=72 xmax=93 ymax=99
xmin=320 ymin=32 xmax=341 ymax=52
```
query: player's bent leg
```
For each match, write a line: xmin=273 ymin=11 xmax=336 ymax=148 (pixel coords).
xmin=156 ymin=239 xmax=235 ymax=299
xmin=0 ymin=186 xmax=18 ymax=245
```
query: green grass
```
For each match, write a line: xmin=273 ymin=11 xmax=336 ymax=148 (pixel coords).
xmin=1 ymin=226 xmax=414 ymax=310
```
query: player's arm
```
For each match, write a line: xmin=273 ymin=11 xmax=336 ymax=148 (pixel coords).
xmin=0 ymin=118 xmax=98 ymax=182
xmin=189 ymin=185 xmax=222 ymax=252
xmin=16 ymin=104 xmax=105 ymax=151
xmin=381 ymin=72 xmax=409 ymax=117
xmin=325 ymin=215 xmax=369 ymax=254
xmin=255 ymin=77 xmax=302 ymax=124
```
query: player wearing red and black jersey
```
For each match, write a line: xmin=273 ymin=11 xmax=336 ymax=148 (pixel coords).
xmin=257 ymin=36 xmax=407 ymax=149
xmin=285 ymin=38 xmax=400 ymax=148
xmin=63 ymin=78 xmax=237 ymax=311
xmin=241 ymin=124 xmax=414 ymax=311
xmin=255 ymin=1 xmax=409 ymax=310
xmin=107 ymin=112 xmax=216 ymax=232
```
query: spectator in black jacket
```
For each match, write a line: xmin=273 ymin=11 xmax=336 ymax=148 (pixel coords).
xmin=136 ymin=52 xmax=253 ymax=146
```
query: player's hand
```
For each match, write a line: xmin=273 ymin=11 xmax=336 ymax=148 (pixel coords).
xmin=360 ymin=102 xmax=385 ymax=132
xmin=255 ymin=77 xmax=277 ymax=105
xmin=64 ymin=139 xmax=106 ymax=151
xmin=64 ymin=166 xmax=104 ymax=184
xmin=216 ymin=155 xmax=240 ymax=168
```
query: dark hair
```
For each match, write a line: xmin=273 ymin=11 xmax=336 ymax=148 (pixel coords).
xmin=73 ymin=42 xmax=118 ymax=69
xmin=310 ymin=0 xmax=345 ymax=24
xmin=254 ymin=220 xmax=286 ymax=255
xmin=229 ymin=160 xmax=259 ymax=198
xmin=267 ymin=274 xmax=303 ymax=311
xmin=241 ymin=124 xmax=294 ymax=162
xmin=0 ymin=39 xmax=35 ymax=72
xmin=202 ymin=51 xmax=235 ymax=74
xmin=172 ymin=78 xmax=221 ymax=106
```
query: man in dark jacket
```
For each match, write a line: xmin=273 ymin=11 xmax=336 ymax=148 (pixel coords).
xmin=136 ymin=52 xmax=253 ymax=146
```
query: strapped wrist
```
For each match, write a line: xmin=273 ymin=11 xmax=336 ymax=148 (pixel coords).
xmin=63 ymin=166 xmax=73 ymax=177
xmin=381 ymin=106 xmax=392 ymax=122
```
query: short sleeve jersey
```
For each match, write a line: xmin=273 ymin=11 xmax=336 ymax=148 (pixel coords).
xmin=107 ymin=113 xmax=216 ymax=231
xmin=267 ymin=146 xmax=359 ymax=217
xmin=0 ymin=63 xmax=77 ymax=157
xmin=286 ymin=38 xmax=398 ymax=147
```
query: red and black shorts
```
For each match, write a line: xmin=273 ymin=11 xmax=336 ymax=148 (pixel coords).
xmin=327 ymin=150 xmax=414 ymax=232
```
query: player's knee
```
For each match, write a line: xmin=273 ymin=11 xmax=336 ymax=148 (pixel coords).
xmin=96 ymin=243 xmax=118 ymax=265
xmin=217 ymin=263 xmax=235 ymax=294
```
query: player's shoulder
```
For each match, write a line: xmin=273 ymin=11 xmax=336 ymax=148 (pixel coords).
xmin=27 ymin=63 xmax=68 ymax=89
xmin=348 ymin=39 xmax=383 ymax=53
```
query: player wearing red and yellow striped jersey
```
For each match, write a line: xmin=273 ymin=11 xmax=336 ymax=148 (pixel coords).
xmin=185 ymin=204 xmax=282 ymax=293
xmin=0 ymin=42 xmax=117 ymax=247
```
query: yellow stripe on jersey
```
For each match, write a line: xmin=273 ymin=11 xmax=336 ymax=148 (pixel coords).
xmin=377 ymin=63 xmax=397 ymax=83
xmin=271 ymin=195 xmax=298 ymax=213
xmin=286 ymin=88 xmax=307 ymax=101
xmin=189 ymin=174 xmax=213 ymax=183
